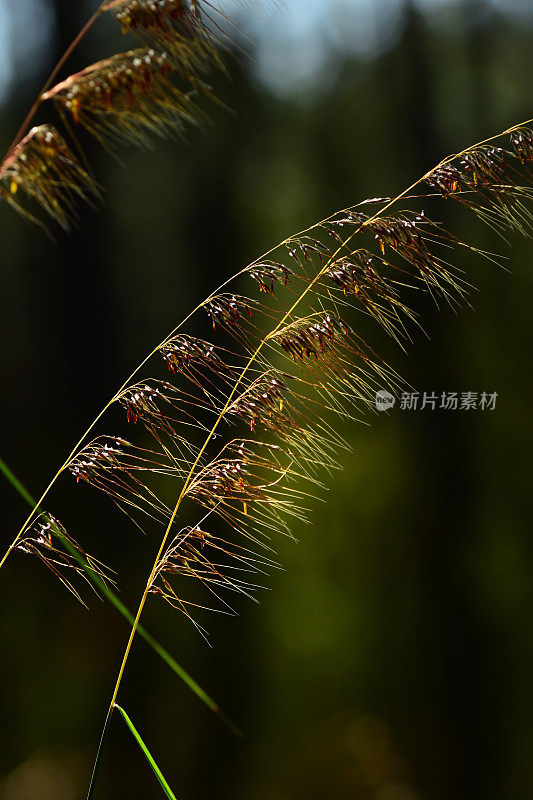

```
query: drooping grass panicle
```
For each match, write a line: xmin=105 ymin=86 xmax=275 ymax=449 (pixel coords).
xmin=151 ymin=517 xmax=280 ymax=641
xmin=426 ymin=130 xmax=533 ymax=238
xmin=41 ymin=48 xmax=209 ymax=152
xmin=105 ymin=0 xmax=224 ymax=69
xmin=0 ymin=125 xmax=99 ymax=230
xmin=16 ymin=512 xmax=114 ymax=606
xmin=6 ymin=120 xmax=531 ymax=636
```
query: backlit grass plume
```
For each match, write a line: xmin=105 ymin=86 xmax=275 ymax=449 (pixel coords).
xmin=4 ymin=122 xmax=531 ymax=607
xmin=0 ymin=0 xmax=238 ymax=229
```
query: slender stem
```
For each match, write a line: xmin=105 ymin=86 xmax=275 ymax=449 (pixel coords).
xmin=86 ymin=707 xmax=113 ymax=800
xmin=85 ymin=116 xmax=533 ymax=796
xmin=88 ymin=210 xmax=370 ymax=788
xmin=2 ymin=1 xmax=110 ymax=165
xmin=90 ymin=160 xmax=433 ymax=777
xmin=89 ymin=219 xmax=375 ymax=798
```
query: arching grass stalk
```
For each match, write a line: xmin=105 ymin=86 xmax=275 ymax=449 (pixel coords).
xmin=82 ymin=118 xmax=533 ymax=795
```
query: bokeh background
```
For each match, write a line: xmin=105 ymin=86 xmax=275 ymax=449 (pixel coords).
xmin=0 ymin=1 xmax=532 ymax=798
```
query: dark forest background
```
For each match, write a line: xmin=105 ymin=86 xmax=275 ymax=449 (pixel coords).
xmin=0 ymin=1 xmax=532 ymax=798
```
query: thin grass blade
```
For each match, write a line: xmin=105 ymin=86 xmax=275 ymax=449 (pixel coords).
xmin=114 ymin=704 xmax=178 ymax=800
xmin=0 ymin=457 xmax=36 ymax=507
xmin=0 ymin=455 xmax=238 ymax=732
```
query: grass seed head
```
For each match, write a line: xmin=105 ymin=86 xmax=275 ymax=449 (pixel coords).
xmin=0 ymin=125 xmax=98 ymax=229
xmin=16 ymin=514 xmax=112 ymax=604
xmin=42 ymin=49 xmax=207 ymax=149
